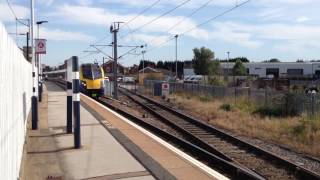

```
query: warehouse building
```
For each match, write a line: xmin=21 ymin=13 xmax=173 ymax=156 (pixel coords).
xmin=220 ymin=62 xmax=320 ymax=78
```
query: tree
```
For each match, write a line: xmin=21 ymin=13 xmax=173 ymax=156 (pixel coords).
xmin=156 ymin=61 xmax=164 ymax=68
xmin=233 ymin=60 xmax=247 ymax=76
xmin=219 ymin=57 xmax=250 ymax=63
xmin=192 ymin=47 xmax=214 ymax=75
xmin=139 ymin=60 xmax=156 ymax=70
xmin=264 ymin=58 xmax=280 ymax=63
xmin=208 ymin=60 xmax=220 ymax=76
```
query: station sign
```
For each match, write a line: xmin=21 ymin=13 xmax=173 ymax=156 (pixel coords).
xmin=35 ymin=39 xmax=47 ymax=54
xmin=162 ymin=82 xmax=170 ymax=96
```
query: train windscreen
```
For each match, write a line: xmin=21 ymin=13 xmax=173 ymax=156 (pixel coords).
xmin=82 ymin=64 xmax=102 ymax=79
xmin=92 ymin=64 xmax=102 ymax=79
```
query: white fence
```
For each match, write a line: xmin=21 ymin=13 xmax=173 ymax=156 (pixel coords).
xmin=0 ymin=22 xmax=32 ymax=179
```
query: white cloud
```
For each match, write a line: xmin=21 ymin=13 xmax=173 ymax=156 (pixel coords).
xmin=126 ymin=33 xmax=170 ymax=47
xmin=40 ymin=28 xmax=96 ymax=42
xmin=297 ymin=16 xmax=310 ymax=23
xmin=10 ymin=25 xmax=96 ymax=42
xmin=210 ymin=21 xmax=320 ymax=52
xmin=38 ymin=0 xmax=55 ymax=6
xmin=49 ymin=4 xmax=209 ymax=41
xmin=209 ymin=22 xmax=262 ymax=48
xmin=0 ymin=3 xmax=29 ymax=22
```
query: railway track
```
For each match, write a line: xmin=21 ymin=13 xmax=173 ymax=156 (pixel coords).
xmin=49 ymin=80 xmax=320 ymax=179
xmin=114 ymin=87 xmax=320 ymax=180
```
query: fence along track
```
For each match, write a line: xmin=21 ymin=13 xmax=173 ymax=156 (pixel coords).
xmin=119 ymin=87 xmax=320 ymax=180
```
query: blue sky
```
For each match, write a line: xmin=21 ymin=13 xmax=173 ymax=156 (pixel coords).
xmin=1 ymin=0 xmax=320 ymax=66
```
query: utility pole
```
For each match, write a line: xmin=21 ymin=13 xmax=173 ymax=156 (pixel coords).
xmin=175 ymin=34 xmax=178 ymax=79
xmin=227 ymin=51 xmax=230 ymax=85
xmin=102 ymin=57 xmax=105 ymax=71
xmin=30 ymin=0 xmax=38 ymax=130
xmin=26 ymin=32 xmax=29 ymax=61
xmin=110 ymin=22 xmax=123 ymax=100
xmin=142 ymin=50 xmax=146 ymax=75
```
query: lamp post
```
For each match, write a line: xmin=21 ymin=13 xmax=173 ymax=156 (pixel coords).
xmin=36 ymin=20 xmax=48 ymax=102
xmin=175 ymin=35 xmax=178 ymax=80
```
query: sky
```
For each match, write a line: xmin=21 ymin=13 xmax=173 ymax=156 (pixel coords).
xmin=1 ymin=0 xmax=320 ymax=67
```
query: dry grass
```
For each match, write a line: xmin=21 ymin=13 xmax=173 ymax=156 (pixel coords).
xmin=167 ymin=93 xmax=320 ymax=157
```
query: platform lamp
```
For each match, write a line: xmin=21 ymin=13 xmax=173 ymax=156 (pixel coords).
xmin=36 ymin=20 xmax=48 ymax=102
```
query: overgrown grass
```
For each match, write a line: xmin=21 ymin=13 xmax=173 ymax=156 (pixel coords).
xmin=166 ymin=92 xmax=320 ymax=157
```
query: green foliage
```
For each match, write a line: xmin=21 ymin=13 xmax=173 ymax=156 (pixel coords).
xmin=192 ymin=47 xmax=214 ymax=75
xmin=220 ymin=104 xmax=232 ymax=111
xmin=208 ymin=60 xmax=220 ymax=76
xmin=198 ymin=95 xmax=213 ymax=102
xmin=281 ymin=93 xmax=300 ymax=116
xmin=264 ymin=58 xmax=281 ymax=63
xmin=232 ymin=60 xmax=247 ymax=76
xmin=253 ymin=105 xmax=282 ymax=117
xmin=253 ymin=92 xmax=300 ymax=117
xmin=156 ymin=61 xmax=164 ymax=69
xmin=219 ymin=57 xmax=250 ymax=63
xmin=208 ymin=76 xmax=226 ymax=86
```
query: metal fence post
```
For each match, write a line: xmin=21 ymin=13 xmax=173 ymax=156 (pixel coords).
xmin=265 ymin=88 xmax=268 ymax=106
xmin=72 ymin=56 xmax=81 ymax=149
xmin=234 ymin=87 xmax=237 ymax=105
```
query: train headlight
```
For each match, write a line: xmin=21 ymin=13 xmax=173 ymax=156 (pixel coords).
xmin=81 ymin=81 xmax=87 ymax=87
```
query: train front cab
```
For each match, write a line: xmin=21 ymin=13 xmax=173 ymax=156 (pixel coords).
xmin=79 ymin=64 xmax=105 ymax=98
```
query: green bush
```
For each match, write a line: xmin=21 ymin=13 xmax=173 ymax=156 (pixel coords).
xmin=198 ymin=95 xmax=212 ymax=102
xmin=281 ymin=92 xmax=300 ymax=116
xmin=254 ymin=105 xmax=282 ymax=117
xmin=220 ymin=104 xmax=232 ymax=111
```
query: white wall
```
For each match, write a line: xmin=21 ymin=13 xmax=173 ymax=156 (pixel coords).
xmin=0 ymin=22 xmax=32 ymax=180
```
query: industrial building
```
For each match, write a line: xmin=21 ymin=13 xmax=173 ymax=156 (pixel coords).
xmin=220 ymin=62 xmax=320 ymax=78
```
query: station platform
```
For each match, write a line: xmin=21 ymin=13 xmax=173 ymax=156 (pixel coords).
xmin=20 ymin=82 xmax=226 ymax=180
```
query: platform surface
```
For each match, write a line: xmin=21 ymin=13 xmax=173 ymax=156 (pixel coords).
xmin=23 ymin=82 xmax=154 ymax=180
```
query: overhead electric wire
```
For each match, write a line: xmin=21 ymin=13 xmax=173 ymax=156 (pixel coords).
xmin=6 ymin=0 xmax=29 ymax=26
xmin=141 ymin=0 xmax=251 ymax=54
xmin=181 ymin=0 xmax=250 ymax=36
xmin=120 ymin=0 xmax=192 ymax=40
xmin=123 ymin=0 xmax=162 ymax=27
xmin=148 ymin=0 xmax=214 ymax=46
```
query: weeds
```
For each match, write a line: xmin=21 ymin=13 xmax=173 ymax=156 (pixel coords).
xmin=167 ymin=92 xmax=320 ymax=157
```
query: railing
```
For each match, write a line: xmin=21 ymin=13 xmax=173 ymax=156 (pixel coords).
xmin=139 ymin=80 xmax=320 ymax=118
xmin=0 ymin=22 xmax=32 ymax=180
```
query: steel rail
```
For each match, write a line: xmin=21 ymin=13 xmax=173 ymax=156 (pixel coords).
xmin=120 ymin=87 xmax=320 ymax=180
xmin=98 ymin=97 xmax=265 ymax=180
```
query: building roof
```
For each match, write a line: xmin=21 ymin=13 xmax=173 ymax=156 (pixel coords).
xmin=138 ymin=67 xmax=160 ymax=73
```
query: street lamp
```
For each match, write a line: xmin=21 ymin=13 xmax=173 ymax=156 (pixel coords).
xmin=36 ymin=20 xmax=48 ymax=102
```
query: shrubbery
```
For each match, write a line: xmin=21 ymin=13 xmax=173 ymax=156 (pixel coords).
xmin=220 ymin=103 xmax=232 ymax=111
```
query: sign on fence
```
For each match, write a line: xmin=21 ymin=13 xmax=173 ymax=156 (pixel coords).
xmin=162 ymin=82 xmax=170 ymax=96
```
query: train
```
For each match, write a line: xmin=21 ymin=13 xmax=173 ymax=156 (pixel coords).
xmin=80 ymin=63 xmax=105 ymax=97
xmin=44 ymin=63 xmax=105 ymax=98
